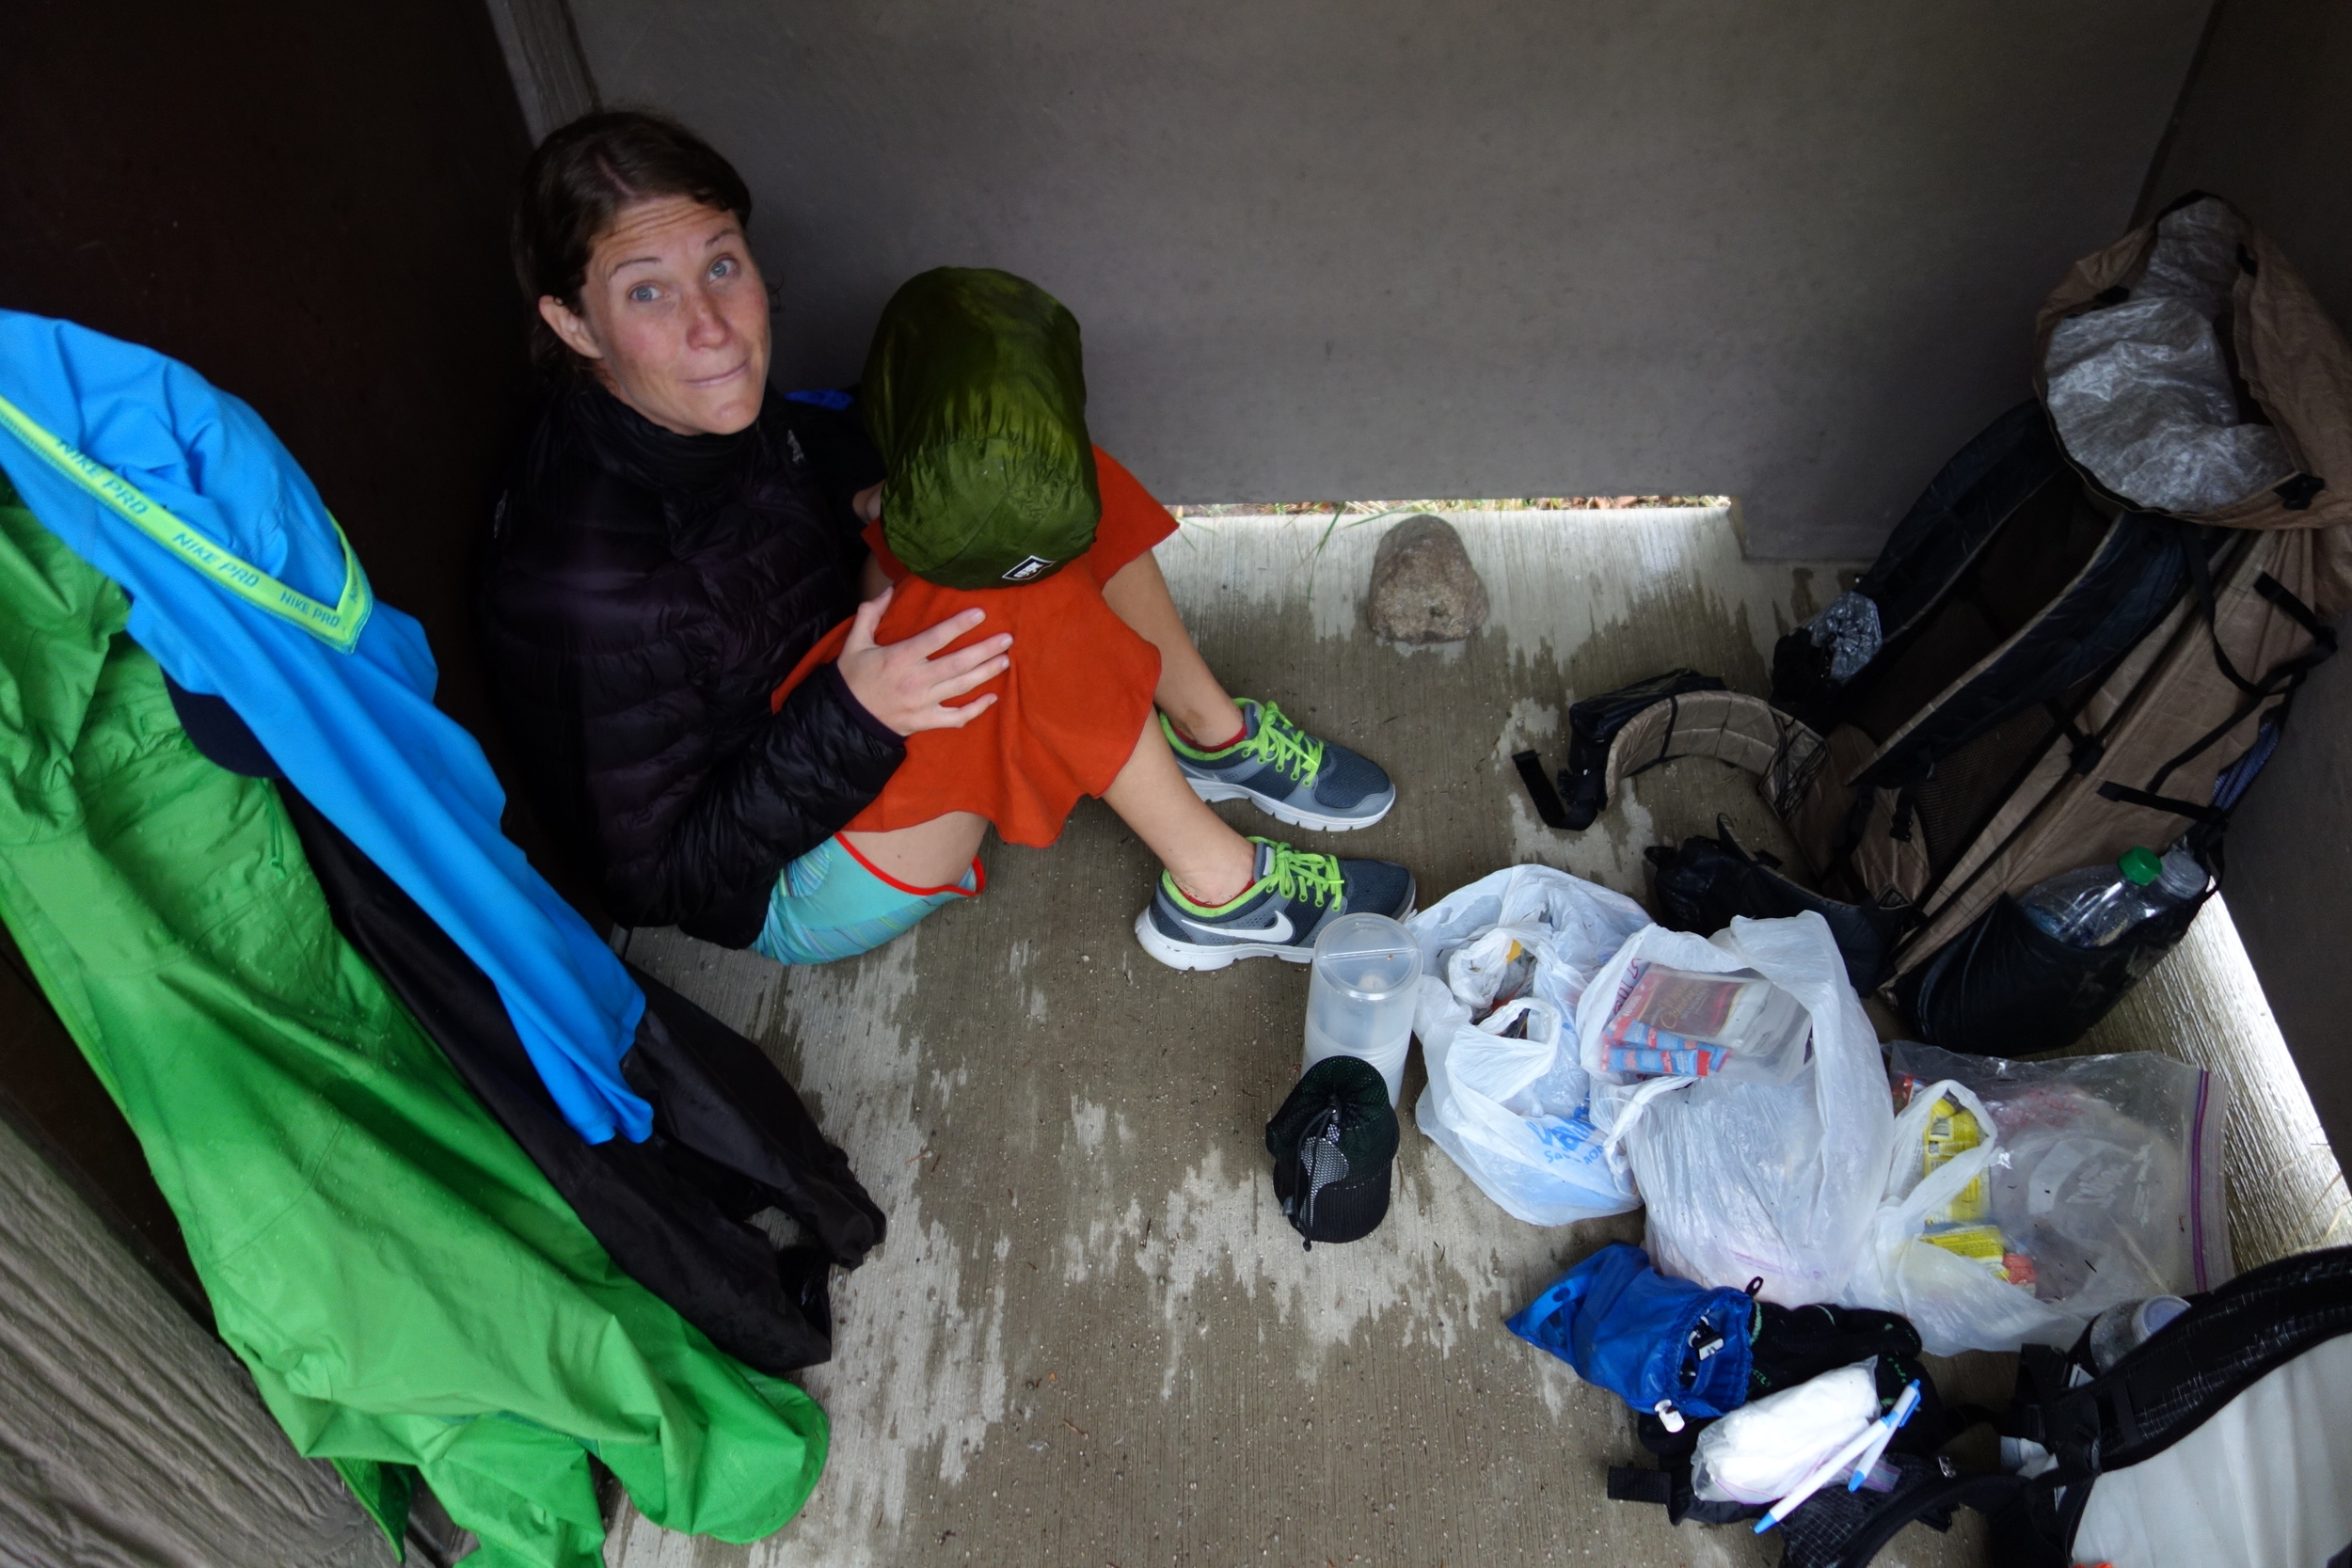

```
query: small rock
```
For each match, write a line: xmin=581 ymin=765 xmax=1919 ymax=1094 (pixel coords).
xmin=1365 ymin=514 xmax=1488 ymax=643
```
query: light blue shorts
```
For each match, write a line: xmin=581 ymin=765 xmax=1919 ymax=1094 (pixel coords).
xmin=753 ymin=835 xmax=983 ymax=965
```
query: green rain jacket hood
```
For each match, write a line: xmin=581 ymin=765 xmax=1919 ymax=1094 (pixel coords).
xmin=864 ymin=267 xmax=1101 ymax=588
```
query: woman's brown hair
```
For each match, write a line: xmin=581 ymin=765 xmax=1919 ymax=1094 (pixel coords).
xmin=513 ymin=109 xmax=755 ymax=377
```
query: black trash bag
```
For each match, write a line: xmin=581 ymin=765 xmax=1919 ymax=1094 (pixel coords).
xmin=1770 ymin=592 xmax=1884 ymax=736
xmin=1770 ymin=623 xmax=1847 ymax=734
xmin=1747 ymin=1302 xmax=1922 ymax=1401
xmin=1645 ymin=819 xmax=1907 ymax=994
xmin=1557 ymin=669 xmax=1726 ymax=829
xmin=1898 ymin=889 xmax=2204 ymax=1056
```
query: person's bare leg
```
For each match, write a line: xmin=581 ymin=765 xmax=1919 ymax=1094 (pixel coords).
xmin=1102 ymin=714 xmax=1258 ymax=906
xmin=840 ymin=811 xmax=990 ymax=889
xmin=1101 ymin=552 xmax=1247 ymax=748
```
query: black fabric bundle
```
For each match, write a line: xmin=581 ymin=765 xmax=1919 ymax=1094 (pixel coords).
xmin=168 ymin=675 xmax=883 ymax=1375
xmin=283 ymin=788 xmax=882 ymax=1373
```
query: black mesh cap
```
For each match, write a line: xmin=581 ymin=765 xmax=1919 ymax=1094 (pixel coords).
xmin=1266 ymin=1057 xmax=1398 ymax=1246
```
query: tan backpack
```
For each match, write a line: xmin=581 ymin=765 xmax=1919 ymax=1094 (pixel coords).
xmin=1548 ymin=197 xmax=2349 ymax=1052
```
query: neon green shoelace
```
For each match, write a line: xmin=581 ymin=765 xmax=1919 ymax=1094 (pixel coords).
xmin=1261 ymin=840 xmax=1343 ymax=910
xmin=1235 ymin=702 xmax=1325 ymax=784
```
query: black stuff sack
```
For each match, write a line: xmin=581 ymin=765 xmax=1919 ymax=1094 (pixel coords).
xmin=1265 ymin=1056 xmax=1397 ymax=1247
xmin=1897 ymin=885 xmax=2204 ymax=1056
xmin=1645 ymin=817 xmax=1906 ymax=994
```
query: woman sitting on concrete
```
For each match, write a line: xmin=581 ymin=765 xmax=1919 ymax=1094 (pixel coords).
xmin=481 ymin=111 xmax=1409 ymax=970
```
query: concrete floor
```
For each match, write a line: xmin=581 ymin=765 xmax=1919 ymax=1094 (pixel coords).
xmin=602 ymin=507 xmax=2349 ymax=1568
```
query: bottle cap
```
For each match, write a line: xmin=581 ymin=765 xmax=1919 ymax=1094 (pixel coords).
xmin=2155 ymin=848 xmax=2207 ymax=899
xmin=2117 ymin=847 xmax=2162 ymax=886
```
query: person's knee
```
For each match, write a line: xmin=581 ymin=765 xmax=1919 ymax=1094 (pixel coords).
xmin=839 ymin=811 xmax=989 ymax=890
xmin=754 ymin=836 xmax=982 ymax=965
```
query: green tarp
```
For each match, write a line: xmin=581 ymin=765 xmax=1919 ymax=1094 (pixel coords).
xmin=0 ymin=479 xmax=827 ymax=1567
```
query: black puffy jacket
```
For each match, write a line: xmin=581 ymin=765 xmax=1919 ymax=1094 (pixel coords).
xmin=480 ymin=387 xmax=902 ymax=945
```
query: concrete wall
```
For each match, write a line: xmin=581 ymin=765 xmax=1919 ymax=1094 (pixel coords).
xmin=0 ymin=10 xmax=539 ymax=1551
xmin=2147 ymin=0 xmax=2352 ymax=1160
xmin=569 ymin=0 xmax=2210 ymax=556
xmin=0 ymin=1114 xmax=393 ymax=1567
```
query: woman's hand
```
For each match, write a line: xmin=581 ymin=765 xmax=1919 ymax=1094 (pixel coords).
xmin=834 ymin=587 xmax=1011 ymax=736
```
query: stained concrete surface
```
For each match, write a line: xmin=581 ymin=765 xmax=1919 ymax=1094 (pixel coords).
xmin=606 ymin=507 xmax=2345 ymax=1568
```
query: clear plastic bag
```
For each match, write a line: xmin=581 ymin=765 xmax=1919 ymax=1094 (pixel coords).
xmin=1806 ymin=589 xmax=1883 ymax=685
xmin=1598 ymin=962 xmax=1811 ymax=1084
xmin=1838 ymin=1042 xmax=2233 ymax=1355
xmin=2043 ymin=198 xmax=2296 ymax=514
xmin=1578 ymin=913 xmax=1895 ymax=1304
xmin=1407 ymin=866 xmax=1654 ymax=1225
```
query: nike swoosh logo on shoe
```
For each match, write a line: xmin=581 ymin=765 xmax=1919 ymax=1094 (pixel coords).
xmin=1176 ymin=909 xmax=1295 ymax=944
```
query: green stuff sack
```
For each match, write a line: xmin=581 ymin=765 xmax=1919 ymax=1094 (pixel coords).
xmin=864 ymin=266 xmax=1101 ymax=588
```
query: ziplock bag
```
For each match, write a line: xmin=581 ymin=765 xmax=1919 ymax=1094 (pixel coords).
xmin=1580 ymin=913 xmax=1894 ymax=1303
xmin=1598 ymin=962 xmax=1811 ymax=1083
xmin=1690 ymin=1360 xmax=1880 ymax=1505
xmin=1839 ymin=1041 xmax=2232 ymax=1355
xmin=1407 ymin=866 xmax=1652 ymax=1225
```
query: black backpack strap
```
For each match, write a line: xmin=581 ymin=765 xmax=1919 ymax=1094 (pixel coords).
xmin=2042 ymin=698 xmax=2105 ymax=774
xmin=2256 ymin=569 xmax=2340 ymax=648
xmin=2126 ymin=546 xmax=2336 ymax=798
xmin=2093 ymin=780 xmax=2228 ymax=829
xmin=2177 ymin=528 xmax=2267 ymax=695
xmin=2037 ymin=1246 xmax=2352 ymax=1483
xmin=2179 ymin=546 xmax=2337 ymax=705
xmin=2138 ymin=688 xmax=2286 ymax=798
xmin=1511 ymin=750 xmax=1573 ymax=830
xmin=1604 ymin=1466 xmax=1675 ymax=1507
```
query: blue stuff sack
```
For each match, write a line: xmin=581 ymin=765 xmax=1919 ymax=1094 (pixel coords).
xmin=1506 ymin=1242 xmax=1756 ymax=1427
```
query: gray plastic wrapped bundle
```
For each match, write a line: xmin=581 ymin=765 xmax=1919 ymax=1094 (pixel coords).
xmin=2043 ymin=198 xmax=2295 ymax=514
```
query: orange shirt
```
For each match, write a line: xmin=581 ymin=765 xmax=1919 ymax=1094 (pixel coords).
xmin=771 ymin=447 xmax=1177 ymax=847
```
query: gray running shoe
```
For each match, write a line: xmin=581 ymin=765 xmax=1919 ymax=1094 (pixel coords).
xmin=1135 ymin=839 xmax=1417 ymax=971
xmin=1165 ymin=700 xmax=1395 ymax=832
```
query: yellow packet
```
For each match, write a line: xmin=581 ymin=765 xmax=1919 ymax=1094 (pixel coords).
xmin=1922 ymin=1224 xmax=2028 ymax=1286
xmin=1921 ymin=1095 xmax=1989 ymax=1224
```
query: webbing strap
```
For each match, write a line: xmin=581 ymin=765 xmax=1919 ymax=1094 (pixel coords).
xmin=2135 ymin=518 xmax=2336 ymax=796
xmin=1604 ymin=1466 xmax=1676 ymax=1507
xmin=1629 ymin=691 xmax=1689 ymax=780
xmin=1512 ymin=750 xmax=1573 ymax=830
xmin=2179 ymin=531 xmax=2265 ymax=696
xmin=0 ymin=389 xmax=373 ymax=653
xmin=2095 ymin=780 xmax=2226 ymax=828
xmin=2257 ymin=570 xmax=2339 ymax=647
xmin=2043 ymin=698 xmax=2105 ymax=774
xmin=2143 ymin=689 xmax=2280 ymax=798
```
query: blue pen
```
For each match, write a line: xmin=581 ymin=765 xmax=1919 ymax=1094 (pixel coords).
xmin=1754 ymin=1378 xmax=1923 ymax=1533
xmin=1845 ymin=1379 xmax=1924 ymax=1492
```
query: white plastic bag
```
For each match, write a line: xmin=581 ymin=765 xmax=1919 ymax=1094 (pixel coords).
xmin=1840 ymin=1043 xmax=2233 ymax=1355
xmin=1408 ymin=866 xmax=1653 ymax=1225
xmin=1580 ymin=913 xmax=1894 ymax=1304
xmin=1692 ymin=1361 xmax=1880 ymax=1505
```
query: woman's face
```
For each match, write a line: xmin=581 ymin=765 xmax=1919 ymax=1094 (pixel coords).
xmin=539 ymin=196 xmax=771 ymax=436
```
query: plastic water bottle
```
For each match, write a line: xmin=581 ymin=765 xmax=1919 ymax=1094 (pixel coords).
xmin=2017 ymin=846 xmax=2207 ymax=948
xmin=2088 ymin=1295 xmax=2191 ymax=1371
xmin=1302 ymin=913 xmax=1422 ymax=1105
